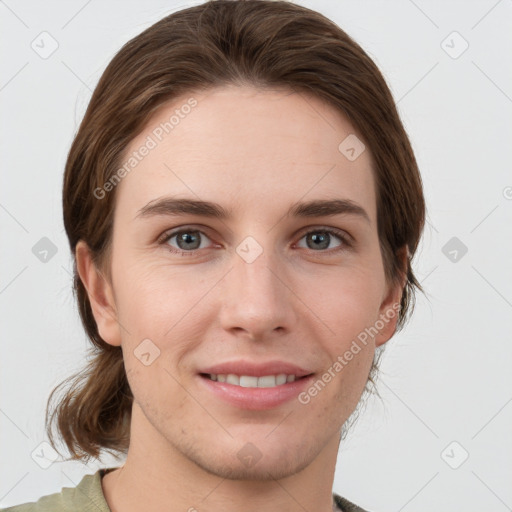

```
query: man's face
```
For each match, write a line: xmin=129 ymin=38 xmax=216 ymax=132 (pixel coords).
xmin=87 ymin=85 xmax=402 ymax=479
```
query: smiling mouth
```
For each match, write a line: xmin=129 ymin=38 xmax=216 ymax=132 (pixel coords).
xmin=199 ymin=373 xmax=312 ymax=388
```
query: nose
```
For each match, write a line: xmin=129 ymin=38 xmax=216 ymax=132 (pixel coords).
xmin=218 ymin=240 xmax=298 ymax=341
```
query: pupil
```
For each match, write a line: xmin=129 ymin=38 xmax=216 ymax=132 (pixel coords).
xmin=309 ymin=232 xmax=329 ymax=250
xmin=178 ymin=232 xmax=200 ymax=250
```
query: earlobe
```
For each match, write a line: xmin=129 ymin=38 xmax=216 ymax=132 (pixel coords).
xmin=375 ymin=246 xmax=408 ymax=347
xmin=75 ymin=240 xmax=122 ymax=347
xmin=374 ymin=294 xmax=401 ymax=347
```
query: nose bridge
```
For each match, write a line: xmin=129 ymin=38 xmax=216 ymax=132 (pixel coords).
xmin=219 ymin=234 xmax=295 ymax=337
xmin=234 ymin=234 xmax=284 ymax=308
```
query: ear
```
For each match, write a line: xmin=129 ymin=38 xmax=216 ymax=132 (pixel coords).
xmin=374 ymin=245 xmax=408 ymax=348
xmin=75 ymin=240 xmax=122 ymax=347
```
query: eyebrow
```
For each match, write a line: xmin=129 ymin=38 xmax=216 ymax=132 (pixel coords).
xmin=135 ymin=197 xmax=371 ymax=224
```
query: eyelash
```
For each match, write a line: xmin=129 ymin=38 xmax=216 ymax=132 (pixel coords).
xmin=157 ymin=225 xmax=353 ymax=256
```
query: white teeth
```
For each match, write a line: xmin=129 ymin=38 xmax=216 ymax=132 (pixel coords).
xmin=239 ymin=375 xmax=258 ymax=387
xmin=226 ymin=374 xmax=239 ymax=385
xmin=207 ymin=373 xmax=298 ymax=388
xmin=276 ymin=374 xmax=287 ymax=385
xmin=258 ymin=375 xmax=276 ymax=387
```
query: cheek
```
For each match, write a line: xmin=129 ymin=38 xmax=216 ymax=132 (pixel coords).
xmin=312 ymin=266 xmax=384 ymax=332
xmin=308 ymin=267 xmax=384 ymax=394
xmin=113 ymin=262 xmax=211 ymax=367
xmin=113 ymin=260 xmax=186 ymax=327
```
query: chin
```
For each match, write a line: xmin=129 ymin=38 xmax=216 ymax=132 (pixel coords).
xmin=178 ymin=434 xmax=321 ymax=482
xmin=194 ymin=450 xmax=313 ymax=482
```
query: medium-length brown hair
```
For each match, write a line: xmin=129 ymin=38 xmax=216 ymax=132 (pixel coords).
xmin=47 ymin=0 xmax=426 ymax=463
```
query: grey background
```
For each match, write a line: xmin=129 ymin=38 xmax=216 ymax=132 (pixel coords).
xmin=1 ymin=0 xmax=511 ymax=510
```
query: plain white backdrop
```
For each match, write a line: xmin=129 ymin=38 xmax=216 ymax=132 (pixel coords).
xmin=1 ymin=1 xmax=511 ymax=510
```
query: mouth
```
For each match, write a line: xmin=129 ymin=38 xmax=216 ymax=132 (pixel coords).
xmin=196 ymin=362 xmax=315 ymax=410
xmin=199 ymin=372 xmax=309 ymax=388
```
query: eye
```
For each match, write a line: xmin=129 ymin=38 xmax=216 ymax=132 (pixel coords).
xmin=295 ymin=228 xmax=352 ymax=252
xmin=159 ymin=227 xmax=215 ymax=255
xmin=158 ymin=225 xmax=353 ymax=256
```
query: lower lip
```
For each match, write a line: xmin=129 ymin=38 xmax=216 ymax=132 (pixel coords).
xmin=198 ymin=374 xmax=315 ymax=410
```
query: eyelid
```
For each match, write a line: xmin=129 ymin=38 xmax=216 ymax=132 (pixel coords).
xmin=157 ymin=224 xmax=354 ymax=254
xmin=156 ymin=224 xmax=214 ymax=245
xmin=294 ymin=224 xmax=353 ymax=244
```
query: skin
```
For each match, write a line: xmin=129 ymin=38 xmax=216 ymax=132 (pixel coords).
xmin=76 ymin=84 xmax=406 ymax=512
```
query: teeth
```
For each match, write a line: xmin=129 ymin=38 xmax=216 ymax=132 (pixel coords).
xmin=239 ymin=375 xmax=258 ymax=387
xmin=258 ymin=375 xmax=277 ymax=387
xmin=276 ymin=374 xmax=287 ymax=385
xmin=226 ymin=374 xmax=239 ymax=385
xmin=208 ymin=373 xmax=297 ymax=388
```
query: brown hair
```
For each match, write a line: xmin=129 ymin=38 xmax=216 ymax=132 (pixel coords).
xmin=47 ymin=0 xmax=426 ymax=462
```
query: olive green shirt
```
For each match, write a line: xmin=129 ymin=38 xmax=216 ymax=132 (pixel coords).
xmin=1 ymin=467 xmax=370 ymax=512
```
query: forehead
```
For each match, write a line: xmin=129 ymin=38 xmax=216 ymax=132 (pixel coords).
xmin=113 ymin=85 xmax=376 ymax=223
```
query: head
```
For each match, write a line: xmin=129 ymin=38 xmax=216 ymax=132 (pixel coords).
xmin=47 ymin=0 xmax=425 ymax=475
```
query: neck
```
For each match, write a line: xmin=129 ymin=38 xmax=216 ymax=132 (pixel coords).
xmin=102 ymin=403 xmax=340 ymax=512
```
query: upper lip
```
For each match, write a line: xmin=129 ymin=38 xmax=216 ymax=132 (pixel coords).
xmin=199 ymin=360 xmax=313 ymax=378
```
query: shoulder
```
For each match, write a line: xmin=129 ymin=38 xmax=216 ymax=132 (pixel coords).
xmin=333 ymin=492 xmax=373 ymax=512
xmin=1 ymin=468 xmax=114 ymax=512
xmin=1 ymin=490 xmax=65 ymax=512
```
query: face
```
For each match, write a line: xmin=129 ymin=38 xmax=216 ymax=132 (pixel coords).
xmin=78 ymin=85 xmax=403 ymax=480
